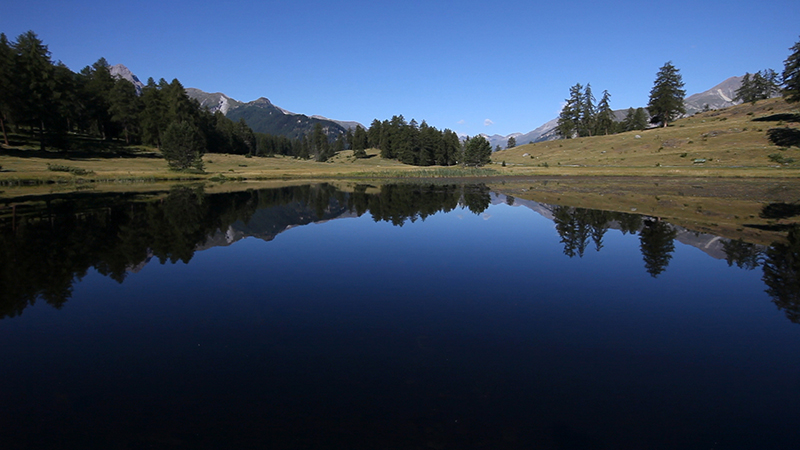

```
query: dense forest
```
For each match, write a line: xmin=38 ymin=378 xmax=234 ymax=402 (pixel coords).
xmin=0 ymin=31 xmax=263 ymax=164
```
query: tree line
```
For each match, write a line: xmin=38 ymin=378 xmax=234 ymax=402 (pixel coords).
xmin=0 ymin=31 xmax=263 ymax=165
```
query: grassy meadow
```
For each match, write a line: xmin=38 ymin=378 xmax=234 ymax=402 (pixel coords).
xmin=492 ymin=97 xmax=800 ymax=177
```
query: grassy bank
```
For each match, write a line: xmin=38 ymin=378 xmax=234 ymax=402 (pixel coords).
xmin=493 ymin=97 xmax=800 ymax=177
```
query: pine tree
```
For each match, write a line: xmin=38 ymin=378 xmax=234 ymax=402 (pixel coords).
xmin=580 ymin=83 xmax=596 ymax=137
xmin=440 ymin=129 xmax=460 ymax=166
xmin=783 ymin=36 xmax=800 ymax=104
xmin=235 ymin=118 xmax=255 ymax=155
xmin=506 ymin=136 xmax=516 ymax=148
xmin=647 ymin=62 xmax=686 ymax=127
xmin=759 ymin=69 xmax=781 ymax=98
xmin=163 ymin=78 xmax=196 ymax=126
xmin=632 ymin=108 xmax=649 ymax=131
xmin=367 ymin=119 xmax=382 ymax=149
xmin=161 ymin=121 xmax=205 ymax=171
xmin=621 ymin=108 xmax=635 ymax=132
xmin=52 ymin=62 xmax=79 ymax=141
xmin=312 ymin=122 xmax=330 ymax=161
xmin=80 ymin=58 xmax=118 ymax=139
xmin=463 ymin=135 xmax=492 ymax=166
xmin=418 ymin=121 xmax=440 ymax=166
xmin=108 ymin=78 xmax=141 ymax=144
xmin=0 ymin=33 xmax=14 ymax=146
xmin=140 ymin=77 xmax=166 ymax=147
xmin=333 ymin=133 xmax=345 ymax=154
xmin=557 ymin=83 xmax=584 ymax=139
xmin=352 ymin=125 xmax=368 ymax=156
xmin=594 ymin=90 xmax=615 ymax=136
xmin=734 ymin=72 xmax=755 ymax=103
xmin=12 ymin=31 xmax=57 ymax=150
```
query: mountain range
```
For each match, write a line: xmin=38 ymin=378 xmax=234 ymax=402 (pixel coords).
xmin=110 ymin=64 xmax=749 ymax=149
xmin=185 ymin=90 xmax=352 ymax=140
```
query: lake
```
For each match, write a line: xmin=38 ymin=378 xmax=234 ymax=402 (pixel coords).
xmin=1 ymin=183 xmax=799 ymax=449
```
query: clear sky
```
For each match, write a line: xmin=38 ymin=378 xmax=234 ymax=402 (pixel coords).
xmin=2 ymin=0 xmax=798 ymax=137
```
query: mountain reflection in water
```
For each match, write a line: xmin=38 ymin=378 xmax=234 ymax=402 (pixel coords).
xmin=1 ymin=183 xmax=795 ymax=323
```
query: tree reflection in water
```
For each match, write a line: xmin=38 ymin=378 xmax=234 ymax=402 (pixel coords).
xmin=762 ymin=225 xmax=800 ymax=324
xmin=1 ymin=184 xmax=799 ymax=324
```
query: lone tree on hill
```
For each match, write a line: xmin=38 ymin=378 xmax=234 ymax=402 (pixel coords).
xmin=647 ymin=62 xmax=686 ymax=127
xmin=783 ymin=36 xmax=800 ymax=104
xmin=507 ymin=136 xmax=516 ymax=149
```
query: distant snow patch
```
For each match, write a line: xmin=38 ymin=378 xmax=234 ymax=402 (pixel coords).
xmin=716 ymin=89 xmax=733 ymax=103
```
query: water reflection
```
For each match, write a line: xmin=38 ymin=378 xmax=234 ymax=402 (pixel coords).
xmin=762 ymin=226 xmax=800 ymax=323
xmin=1 ymin=183 xmax=798 ymax=324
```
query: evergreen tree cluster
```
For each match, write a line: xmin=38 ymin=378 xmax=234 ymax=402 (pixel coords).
xmin=556 ymin=84 xmax=616 ymax=138
xmin=734 ymin=70 xmax=781 ymax=104
xmin=0 ymin=30 xmax=259 ymax=166
xmin=620 ymin=107 xmax=649 ymax=132
xmin=365 ymin=115 xmax=463 ymax=166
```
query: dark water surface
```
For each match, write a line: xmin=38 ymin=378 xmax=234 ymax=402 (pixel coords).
xmin=1 ymin=184 xmax=799 ymax=449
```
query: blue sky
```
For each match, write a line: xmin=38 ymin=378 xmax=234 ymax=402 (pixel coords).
xmin=2 ymin=0 xmax=798 ymax=137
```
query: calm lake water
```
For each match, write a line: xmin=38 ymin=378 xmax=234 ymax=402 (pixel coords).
xmin=1 ymin=183 xmax=799 ymax=449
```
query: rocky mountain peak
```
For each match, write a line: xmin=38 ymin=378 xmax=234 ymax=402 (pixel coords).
xmin=109 ymin=64 xmax=144 ymax=95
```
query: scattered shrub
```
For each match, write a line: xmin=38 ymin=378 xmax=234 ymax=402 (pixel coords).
xmin=768 ymin=153 xmax=795 ymax=164
xmin=46 ymin=164 xmax=94 ymax=176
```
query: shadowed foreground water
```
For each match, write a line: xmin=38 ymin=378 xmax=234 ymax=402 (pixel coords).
xmin=0 ymin=184 xmax=798 ymax=449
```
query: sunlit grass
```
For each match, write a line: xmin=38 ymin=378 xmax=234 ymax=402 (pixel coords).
xmin=492 ymin=97 xmax=800 ymax=177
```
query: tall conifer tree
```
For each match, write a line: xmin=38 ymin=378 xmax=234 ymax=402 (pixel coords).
xmin=12 ymin=31 xmax=57 ymax=150
xmin=783 ymin=36 xmax=800 ymax=104
xmin=647 ymin=62 xmax=686 ymax=127
xmin=0 ymin=33 xmax=14 ymax=146
xmin=594 ymin=90 xmax=614 ymax=136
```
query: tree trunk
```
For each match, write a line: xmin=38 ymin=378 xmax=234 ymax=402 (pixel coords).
xmin=39 ymin=120 xmax=46 ymax=151
xmin=0 ymin=115 xmax=8 ymax=146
